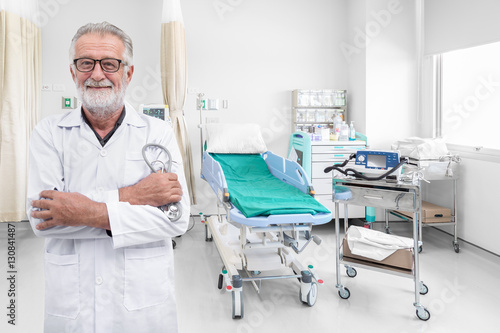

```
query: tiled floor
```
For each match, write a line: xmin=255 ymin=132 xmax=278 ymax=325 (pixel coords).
xmin=1 ymin=219 xmax=499 ymax=333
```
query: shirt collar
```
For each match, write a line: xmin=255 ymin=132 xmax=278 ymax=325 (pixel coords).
xmin=57 ymin=101 xmax=146 ymax=128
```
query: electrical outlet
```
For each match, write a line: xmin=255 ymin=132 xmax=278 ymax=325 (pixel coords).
xmin=205 ymin=117 xmax=219 ymax=123
xmin=207 ymin=99 xmax=219 ymax=110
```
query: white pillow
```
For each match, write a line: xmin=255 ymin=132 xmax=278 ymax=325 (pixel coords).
xmin=205 ymin=123 xmax=268 ymax=154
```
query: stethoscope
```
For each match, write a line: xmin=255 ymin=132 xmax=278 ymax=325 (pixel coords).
xmin=142 ymin=143 xmax=182 ymax=222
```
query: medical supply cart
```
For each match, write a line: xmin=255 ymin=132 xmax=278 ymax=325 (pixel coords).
xmin=290 ymin=89 xmax=366 ymax=218
xmin=292 ymin=89 xmax=347 ymax=132
xmin=332 ymin=177 xmax=431 ymax=321
xmin=386 ymin=157 xmax=461 ymax=253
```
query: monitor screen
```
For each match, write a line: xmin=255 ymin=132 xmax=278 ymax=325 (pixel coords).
xmin=143 ymin=107 xmax=165 ymax=120
xmin=367 ymin=154 xmax=387 ymax=168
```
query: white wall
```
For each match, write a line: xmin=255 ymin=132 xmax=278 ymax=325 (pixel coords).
xmin=365 ymin=0 xmax=418 ymax=150
xmin=344 ymin=0 xmax=419 ymax=149
xmin=345 ymin=0 xmax=367 ymax=135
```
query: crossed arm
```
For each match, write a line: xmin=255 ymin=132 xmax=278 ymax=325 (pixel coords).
xmin=30 ymin=172 xmax=182 ymax=231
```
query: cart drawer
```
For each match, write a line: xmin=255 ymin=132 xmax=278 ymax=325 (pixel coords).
xmin=312 ymin=145 xmax=365 ymax=154
xmin=313 ymin=161 xmax=356 ymax=178
xmin=336 ymin=185 xmax=416 ymax=211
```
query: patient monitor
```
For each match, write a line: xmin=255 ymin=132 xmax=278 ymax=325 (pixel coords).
xmin=353 ymin=150 xmax=402 ymax=177
xmin=140 ymin=104 xmax=170 ymax=122
xmin=325 ymin=149 xmax=405 ymax=181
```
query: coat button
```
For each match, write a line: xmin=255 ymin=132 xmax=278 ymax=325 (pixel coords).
xmin=96 ymin=276 xmax=103 ymax=285
xmin=100 ymin=149 xmax=107 ymax=157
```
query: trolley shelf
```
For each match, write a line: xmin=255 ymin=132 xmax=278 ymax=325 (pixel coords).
xmin=332 ymin=177 xmax=431 ymax=321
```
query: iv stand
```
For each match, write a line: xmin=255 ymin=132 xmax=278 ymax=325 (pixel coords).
xmin=197 ymin=93 xmax=205 ymax=168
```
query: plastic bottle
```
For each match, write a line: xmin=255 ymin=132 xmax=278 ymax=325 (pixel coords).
xmin=321 ymin=126 xmax=329 ymax=141
xmin=349 ymin=121 xmax=356 ymax=141
xmin=329 ymin=127 xmax=336 ymax=141
xmin=339 ymin=121 xmax=349 ymax=141
xmin=333 ymin=113 xmax=342 ymax=140
xmin=365 ymin=206 xmax=376 ymax=225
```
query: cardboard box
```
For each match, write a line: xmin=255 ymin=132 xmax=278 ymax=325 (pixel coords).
xmin=342 ymin=236 xmax=413 ymax=272
xmin=396 ymin=200 xmax=451 ymax=224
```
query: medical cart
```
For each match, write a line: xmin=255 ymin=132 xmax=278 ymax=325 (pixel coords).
xmin=290 ymin=89 xmax=369 ymax=220
xmin=386 ymin=157 xmax=460 ymax=253
xmin=332 ymin=177 xmax=431 ymax=321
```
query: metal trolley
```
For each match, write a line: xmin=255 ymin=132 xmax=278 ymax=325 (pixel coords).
xmin=332 ymin=177 xmax=431 ymax=321
xmin=387 ymin=157 xmax=461 ymax=253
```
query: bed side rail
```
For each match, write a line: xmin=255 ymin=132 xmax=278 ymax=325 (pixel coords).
xmin=201 ymin=151 xmax=230 ymax=203
xmin=262 ymin=151 xmax=313 ymax=195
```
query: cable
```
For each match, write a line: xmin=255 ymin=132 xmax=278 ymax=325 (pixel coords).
xmin=324 ymin=155 xmax=408 ymax=181
xmin=323 ymin=153 xmax=356 ymax=174
xmin=186 ymin=214 xmax=196 ymax=232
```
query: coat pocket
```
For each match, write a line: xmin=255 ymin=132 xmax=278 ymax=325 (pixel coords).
xmin=123 ymin=246 xmax=169 ymax=311
xmin=122 ymin=151 xmax=151 ymax=187
xmin=44 ymin=252 xmax=80 ymax=319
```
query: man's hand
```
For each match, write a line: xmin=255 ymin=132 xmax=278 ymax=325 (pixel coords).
xmin=119 ymin=172 xmax=183 ymax=207
xmin=31 ymin=190 xmax=109 ymax=231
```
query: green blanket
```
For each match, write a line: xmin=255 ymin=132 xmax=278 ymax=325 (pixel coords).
xmin=211 ymin=154 xmax=330 ymax=218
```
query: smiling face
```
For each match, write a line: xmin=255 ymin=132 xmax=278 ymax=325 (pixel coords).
xmin=70 ymin=33 xmax=134 ymax=120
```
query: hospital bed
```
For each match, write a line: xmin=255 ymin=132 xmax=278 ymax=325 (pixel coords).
xmin=200 ymin=123 xmax=332 ymax=319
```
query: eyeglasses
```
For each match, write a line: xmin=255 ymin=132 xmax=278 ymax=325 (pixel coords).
xmin=73 ymin=58 xmax=125 ymax=73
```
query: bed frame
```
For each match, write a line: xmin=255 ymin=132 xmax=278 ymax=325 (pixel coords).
xmin=201 ymin=150 xmax=332 ymax=319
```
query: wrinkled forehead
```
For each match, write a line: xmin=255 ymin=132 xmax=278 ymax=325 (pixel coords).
xmin=74 ymin=33 xmax=125 ymax=59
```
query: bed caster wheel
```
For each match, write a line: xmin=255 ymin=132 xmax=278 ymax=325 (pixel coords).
xmin=416 ymin=307 xmax=431 ymax=321
xmin=453 ymin=241 xmax=460 ymax=253
xmin=338 ymin=287 xmax=350 ymax=300
xmin=300 ymin=282 xmax=318 ymax=307
xmin=419 ymin=282 xmax=429 ymax=295
xmin=232 ymin=290 xmax=244 ymax=319
xmin=346 ymin=267 xmax=357 ymax=278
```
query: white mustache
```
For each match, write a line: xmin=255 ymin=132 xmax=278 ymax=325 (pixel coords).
xmin=84 ymin=79 xmax=113 ymax=88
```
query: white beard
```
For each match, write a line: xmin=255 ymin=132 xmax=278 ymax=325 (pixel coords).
xmin=77 ymin=76 xmax=127 ymax=120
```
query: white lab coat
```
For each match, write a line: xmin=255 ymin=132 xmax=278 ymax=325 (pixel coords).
xmin=26 ymin=103 xmax=189 ymax=333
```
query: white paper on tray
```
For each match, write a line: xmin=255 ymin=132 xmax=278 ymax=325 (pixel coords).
xmin=347 ymin=226 xmax=414 ymax=261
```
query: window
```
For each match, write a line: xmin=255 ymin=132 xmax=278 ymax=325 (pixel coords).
xmin=437 ymin=41 xmax=500 ymax=151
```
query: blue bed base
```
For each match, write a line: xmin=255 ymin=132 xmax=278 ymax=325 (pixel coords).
xmin=201 ymin=151 xmax=332 ymax=227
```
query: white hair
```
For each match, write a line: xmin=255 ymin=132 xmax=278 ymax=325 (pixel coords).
xmin=69 ymin=22 xmax=133 ymax=68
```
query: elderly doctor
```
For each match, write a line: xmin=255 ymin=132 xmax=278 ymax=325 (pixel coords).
xmin=26 ymin=22 xmax=189 ymax=333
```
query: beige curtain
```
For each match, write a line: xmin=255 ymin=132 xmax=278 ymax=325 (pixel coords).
xmin=0 ymin=9 xmax=41 ymax=222
xmin=161 ymin=0 xmax=197 ymax=205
